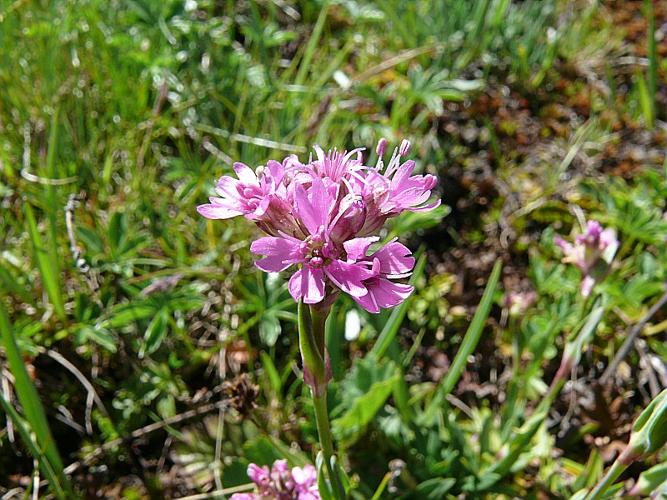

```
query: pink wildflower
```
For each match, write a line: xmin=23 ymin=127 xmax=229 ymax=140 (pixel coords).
xmin=198 ymin=139 xmax=440 ymax=313
xmin=231 ymin=460 xmax=320 ymax=500
xmin=555 ymin=220 xmax=618 ymax=297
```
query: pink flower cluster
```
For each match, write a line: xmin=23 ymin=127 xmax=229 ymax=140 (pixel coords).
xmin=231 ymin=460 xmax=319 ymax=500
xmin=198 ymin=139 xmax=439 ymax=313
xmin=555 ymin=220 xmax=618 ymax=296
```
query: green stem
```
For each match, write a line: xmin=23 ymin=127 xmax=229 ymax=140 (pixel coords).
xmin=297 ymin=302 xmax=345 ymax=499
xmin=537 ymin=375 xmax=566 ymax=414
xmin=586 ymin=458 xmax=627 ymax=500
xmin=313 ymin=390 xmax=345 ymax=499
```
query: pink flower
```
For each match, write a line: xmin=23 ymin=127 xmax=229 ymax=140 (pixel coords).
xmin=555 ymin=220 xmax=618 ymax=297
xmin=250 ymin=178 xmax=375 ymax=305
xmin=247 ymin=463 xmax=271 ymax=489
xmin=197 ymin=161 xmax=283 ymax=220
xmin=198 ymin=139 xmax=440 ymax=313
xmin=292 ymin=464 xmax=319 ymax=499
xmin=232 ymin=460 xmax=320 ymax=499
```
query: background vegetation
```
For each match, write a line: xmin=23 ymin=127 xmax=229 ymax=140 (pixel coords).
xmin=1 ymin=0 xmax=666 ymax=497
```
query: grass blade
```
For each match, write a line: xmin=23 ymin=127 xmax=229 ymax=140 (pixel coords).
xmin=645 ymin=0 xmax=657 ymax=116
xmin=0 ymin=394 xmax=68 ymax=500
xmin=24 ymin=203 xmax=67 ymax=321
xmin=421 ymin=260 xmax=502 ymax=422
xmin=0 ymin=299 xmax=73 ymax=497
xmin=294 ymin=5 xmax=329 ymax=86
xmin=636 ymin=72 xmax=654 ymax=129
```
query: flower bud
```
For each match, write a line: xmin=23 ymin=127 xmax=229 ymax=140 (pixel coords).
xmin=399 ymin=139 xmax=411 ymax=156
xmin=376 ymin=137 xmax=388 ymax=157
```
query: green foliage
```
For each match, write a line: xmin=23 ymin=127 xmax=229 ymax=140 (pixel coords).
xmin=332 ymin=357 xmax=399 ymax=446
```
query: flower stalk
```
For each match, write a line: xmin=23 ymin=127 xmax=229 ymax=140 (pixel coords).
xmin=298 ymin=301 xmax=345 ymax=499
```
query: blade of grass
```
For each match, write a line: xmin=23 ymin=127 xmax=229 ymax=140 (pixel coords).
xmin=24 ymin=203 xmax=67 ymax=321
xmin=45 ymin=108 xmax=62 ymax=249
xmin=421 ymin=260 xmax=502 ymax=423
xmin=636 ymin=72 xmax=654 ymax=129
xmin=0 ymin=299 xmax=72 ymax=496
xmin=371 ymin=249 xmax=427 ymax=359
xmin=294 ymin=5 xmax=329 ymax=86
xmin=0 ymin=394 xmax=68 ymax=500
xmin=644 ymin=0 xmax=657 ymax=119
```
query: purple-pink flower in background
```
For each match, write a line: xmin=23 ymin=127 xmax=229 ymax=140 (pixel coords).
xmin=231 ymin=459 xmax=319 ymax=500
xmin=555 ymin=220 xmax=618 ymax=297
xmin=198 ymin=139 xmax=440 ymax=313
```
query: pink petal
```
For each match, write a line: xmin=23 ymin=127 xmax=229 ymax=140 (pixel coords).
xmin=353 ymin=289 xmax=379 ymax=314
xmin=250 ymin=237 xmax=304 ymax=272
xmin=247 ymin=463 xmax=270 ymax=486
xmin=197 ymin=203 xmax=244 ymax=219
xmin=581 ymin=275 xmax=595 ymax=297
xmin=409 ymin=198 xmax=441 ymax=212
xmin=343 ymin=237 xmax=379 ymax=261
xmin=353 ymin=278 xmax=413 ymax=313
xmin=554 ymin=236 xmax=573 ymax=254
xmin=390 ymin=160 xmax=416 ymax=188
xmin=371 ymin=279 xmax=413 ymax=308
xmin=291 ymin=465 xmax=317 ymax=486
xmin=288 ymin=266 xmax=325 ymax=304
xmin=372 ymin=241 xmax=415 ymax=275
xmin=215 ymin=176 xmax=241 ymax=198
xmin=297 ymin=492 xmax=320 ymax=500
xmin=233 ymin=162 xmax=258 ymax=184
xmin=266 ymin=160 xmax=285 ymax=184
xmin=295 ymin=177 xmax=332 ymax=235
xmin=325 ymin=260 xmax=372 ymax=297
xmin=600 ymin=228 xmax=618 ymax=250
xmin=253 ymin=197 xmax=271 ymax=217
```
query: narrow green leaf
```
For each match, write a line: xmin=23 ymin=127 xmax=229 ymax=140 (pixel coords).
xmin=316 ymin=452 xmax=334 ymax=500
xmin=44 ymin=108 xmax=62 ymax=282
xmin=142 ymin=308 xmax=169 ymax=356
xmin=99 ymin=302 xmax=156 ymax=329
xmin=78 ymin=325 xmax=117 ymax=353
xmin=0 ymin=300 xmax=72 ymax=496
xmin=422 ymin=260 xmax=502 ymax=421
xmin=0 ymin=394 xmax=68 ymax=500
xmin=295 ymin=5 xmax=329 ymax=86
xmin=645 ymin=0 xmax=657 ymax=114
xmin=486 ymin=303 xmax=604 ymax=486
xmin=260 ymin=351 xmax=282 ymax=395
xmin=370 ymin=472 xmax=392 ymax=500
xmin=332 ymin=373 xmax=398 ymax=445
xmin=636 ymin=72 xmax=654 ymax=129
xmin=108 ymin=211 xmax=128 ymax=254
xmin=24 ymin=203 xmax=66 ymax=321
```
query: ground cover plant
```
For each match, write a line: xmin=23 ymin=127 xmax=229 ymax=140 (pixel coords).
xmin=0 ymin=0 xmax=666 ymax=498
